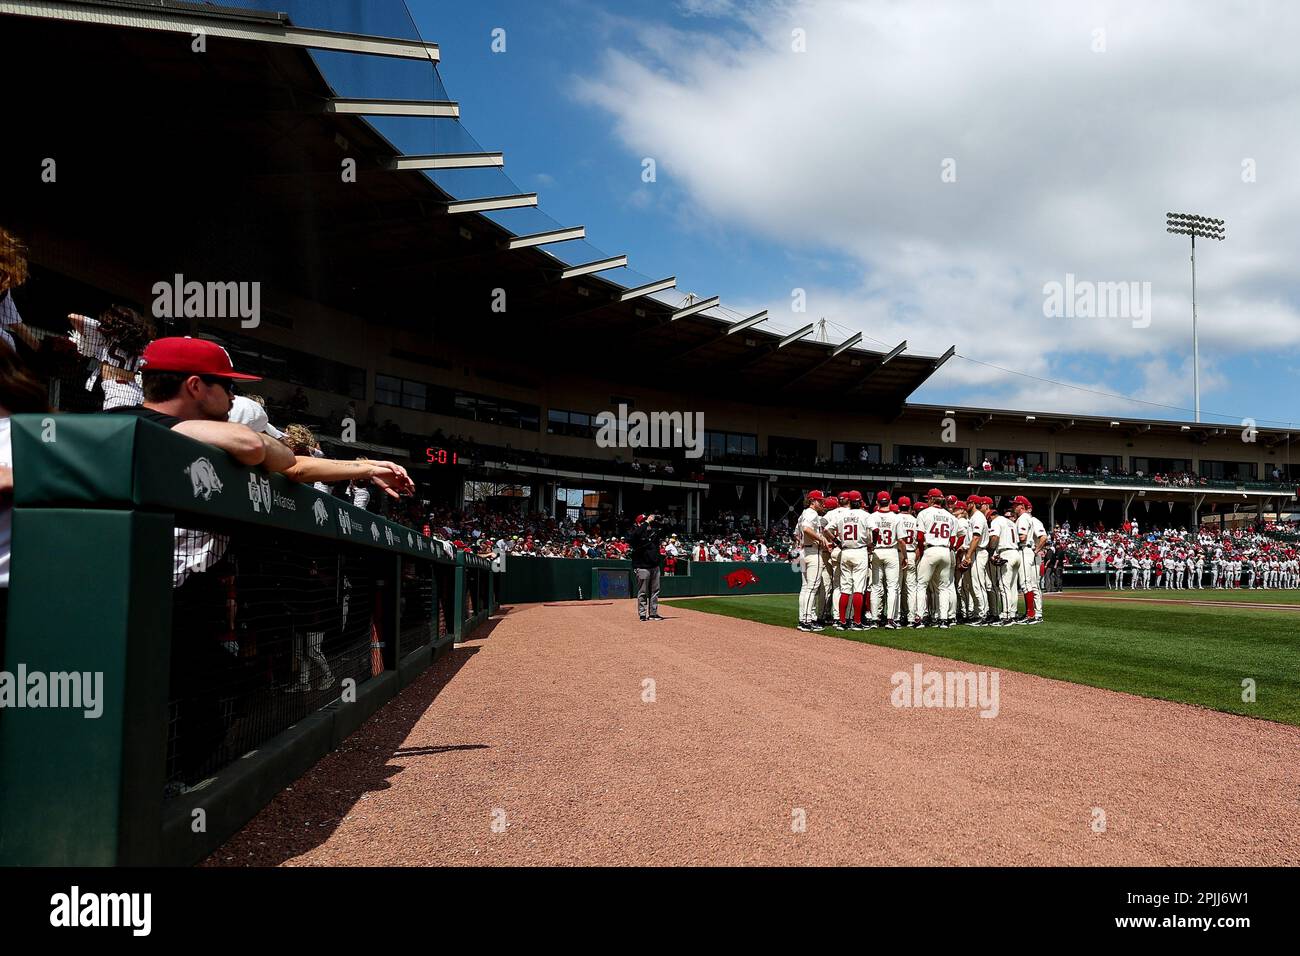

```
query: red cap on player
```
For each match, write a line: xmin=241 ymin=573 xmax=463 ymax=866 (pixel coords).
xmin=889 ymin=504 xmax=899 ymax=513
xmin=927 ymin=488 xmax=943 ymax=499
xmin=807 ymin=490 xmax=824 ymax=500
xmin=823 ymin=496 xmax=839 ymax=509
xmin=898 ymin=496 xmax=911 ymax=508
xmin=635 ymin=514 xmax=647 ymax=525
xmin=846 ymin=490 xmax=863 ymax=502
xmin=1013 ymin=495 xmax=1031 ymax=507
xmin=876 ymin=490 xmax=891 ymax=502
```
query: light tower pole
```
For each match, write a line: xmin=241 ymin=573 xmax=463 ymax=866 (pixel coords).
xmin=1165 ymin=212 xmax=1225 ymax=423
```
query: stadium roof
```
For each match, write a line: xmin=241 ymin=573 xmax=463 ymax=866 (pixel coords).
xmin=1 ymin=0 xmax=954 ymax=413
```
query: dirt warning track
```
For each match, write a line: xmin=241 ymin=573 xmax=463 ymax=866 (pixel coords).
xmin=208 ymin=601 xmax=1300 ymax=867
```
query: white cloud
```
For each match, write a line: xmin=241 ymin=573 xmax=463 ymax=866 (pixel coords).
xmin=573 ymin=0 xmax=1300 ymax=416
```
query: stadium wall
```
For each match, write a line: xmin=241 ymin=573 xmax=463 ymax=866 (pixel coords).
xmin=0 ymin=414 xmax=498 ymax=866
xmin=499 ymin=559 xmax=801 ymax=605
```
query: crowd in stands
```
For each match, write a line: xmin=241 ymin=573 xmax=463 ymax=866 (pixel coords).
xmin=412 ymin=502 xmax=802 ymax=567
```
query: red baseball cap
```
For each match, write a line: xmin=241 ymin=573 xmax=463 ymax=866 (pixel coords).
xmin=807 ymin=490 xmax=825 ymax=500
xmin=889 ymin=503 xmax=899 ymax=513
xmin=845 ymin=490 xmax=863 ymax=502
xmin=876 ymin=490 xmax=891 ymax=502
xmin=1013 ymin=495 xmax=1031 ymax=507
xmin=927 ymin=488 xmax=943 ymax=499
xmin=140 ymin=337 xmax=261 ymax=381
xmin=823 ymin=496 xmax=840 ymax=509
xmin=635 ymin=514 xmax=647 ymax=524
xmin=897 ymin=496 xmax=911 ymax=508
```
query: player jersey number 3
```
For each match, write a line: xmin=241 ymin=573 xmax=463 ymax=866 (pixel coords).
xmin=878 ymin=527 xmax=894 ymax=545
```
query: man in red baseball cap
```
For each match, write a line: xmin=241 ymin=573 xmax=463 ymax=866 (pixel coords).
xmin=112 ymin=337 xmax=415 ymax=496
xmin=110 ymin=337 xmax=295 ymax=471
xmin=797 ymin=490 xmax=834 ymax=631
xmin=894 ymin=495 xmax=919 ymax=625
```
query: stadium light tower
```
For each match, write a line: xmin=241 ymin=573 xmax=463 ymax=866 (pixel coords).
xmin=1165 ymin=212 xmax=1225 ymax=423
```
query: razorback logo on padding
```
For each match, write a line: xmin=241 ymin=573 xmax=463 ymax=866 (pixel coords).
xmin=725 ymin=568 xmax=759 ymax=589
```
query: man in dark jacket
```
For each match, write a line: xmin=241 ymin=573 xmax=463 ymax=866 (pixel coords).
xmin=627 ymin=513 xmax=666 ymax=621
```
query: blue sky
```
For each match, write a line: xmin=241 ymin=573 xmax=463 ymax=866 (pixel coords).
xmin=404 ymin=0 xmax=1300 ymax=429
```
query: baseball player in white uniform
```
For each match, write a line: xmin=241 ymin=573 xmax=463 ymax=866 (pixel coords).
xmin=951 ymin=500 xmax=971 ymax=621
xmin=868 ymin=491 xmax=901 ymax=628
xmin=895 ymin=496 xmax=920 ymax=625
xmin=914 ymin=489 xmax=957 ymax=628
xmin=1013 ymin=497 xmax=1046 ymax=623
xmin=987 ymin=506 xmax=1021 ymax=626
xmin=827 ymin=490 xmax=873 ymax=629
xmin=960 ymin=495 xmax=990 ymax=626
xmin=796 ymin=491 xmax=833 ymax=631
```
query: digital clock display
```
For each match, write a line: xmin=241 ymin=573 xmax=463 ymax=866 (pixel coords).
xmin=425 ymin=447 xmax=459 ymax=466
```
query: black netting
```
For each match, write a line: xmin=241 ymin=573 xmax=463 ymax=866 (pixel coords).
xmin=398 ymin=559 xmax=434 ymax=654
xmin=434 ymin=564 xmax=455 ymax=640
xmin=165 ymin=521 xmax=389 ymax=791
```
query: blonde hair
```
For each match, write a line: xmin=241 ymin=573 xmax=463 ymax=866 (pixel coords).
xmin=281 ymin=423 xmax=318 ymax=454
xmin=0 ymin=225 xmax=29 ymax=294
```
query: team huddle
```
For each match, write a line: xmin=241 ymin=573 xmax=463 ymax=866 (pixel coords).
xmin=796 ymin=489 xmax=1047 ymax=632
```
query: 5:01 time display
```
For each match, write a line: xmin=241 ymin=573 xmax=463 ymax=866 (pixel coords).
xmin=425 ymin=448 xmax=459 ymax=465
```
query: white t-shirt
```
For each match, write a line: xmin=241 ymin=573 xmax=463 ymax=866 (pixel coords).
xmin=0 ymin=417 xmax=10 ymax=587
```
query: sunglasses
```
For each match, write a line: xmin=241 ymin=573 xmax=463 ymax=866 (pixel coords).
xmin=200 ymin=376 xmax=235 ymax=395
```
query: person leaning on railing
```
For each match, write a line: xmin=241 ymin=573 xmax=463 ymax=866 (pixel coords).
xmin=106 ymin=337 xmax=416 ymax=786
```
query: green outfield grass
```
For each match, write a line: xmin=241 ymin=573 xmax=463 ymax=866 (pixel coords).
xmin=661 ymin=594 xmax=1300 ymax=726
xmin=1070 ymin=589 xmax=1300 ymax=605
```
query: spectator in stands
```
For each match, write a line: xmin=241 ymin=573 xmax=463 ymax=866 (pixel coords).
xmin=0 ymin=226 xmax=40 ymax=355
xmin=65 ymin=305 xmax=155 ymax=409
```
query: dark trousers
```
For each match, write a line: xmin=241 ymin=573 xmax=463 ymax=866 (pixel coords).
xmin=635 ymin=567 xmax=661 ymax=618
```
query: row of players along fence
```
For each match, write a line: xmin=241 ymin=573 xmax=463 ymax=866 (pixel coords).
xmin=0 ymin=414 xmax=498 ymax=866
